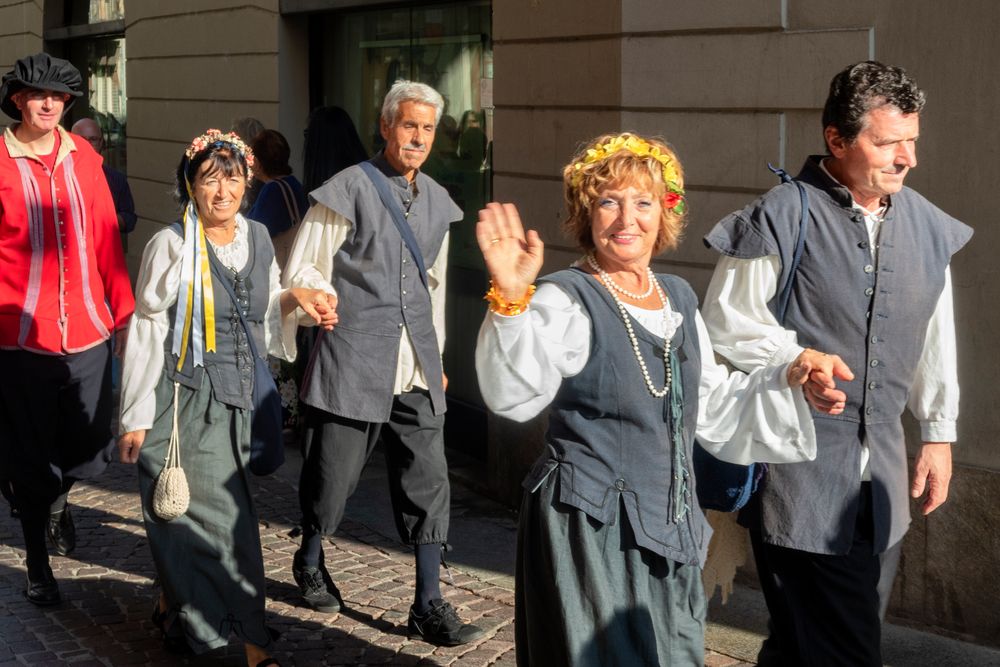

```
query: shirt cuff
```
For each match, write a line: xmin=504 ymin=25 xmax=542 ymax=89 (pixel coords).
xmin=488 ymin=308 xmax=530 ymax=322
xmin=920 ymin=419 xmax=957 ymax=444
xmin=774 ymin=341 xmax=805 ymax=366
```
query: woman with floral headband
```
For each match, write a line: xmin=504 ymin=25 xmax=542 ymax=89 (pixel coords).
xmin=474 ymin=132 xmax=846 ymax=665
xmin=117 ymin=129 xmax=337 ymax=666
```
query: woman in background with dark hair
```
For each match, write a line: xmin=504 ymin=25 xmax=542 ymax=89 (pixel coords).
xmin=249 ymin=129 xmax=309 ymax=270
xmin=301 ymin=106 xmax=368 ymax=192
xmin=117 ymin=129 xmax=336 ymax=666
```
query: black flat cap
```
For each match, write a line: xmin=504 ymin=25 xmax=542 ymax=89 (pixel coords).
xmin=1 ymin=53 xmax=83 ymax=121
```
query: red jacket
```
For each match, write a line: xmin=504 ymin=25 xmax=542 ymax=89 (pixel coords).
xmin=0 ymin=125 xmax=134 ymax=353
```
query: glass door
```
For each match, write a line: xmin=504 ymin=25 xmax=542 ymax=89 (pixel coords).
xmin=311 ymin=1 xmax=493 ymax=459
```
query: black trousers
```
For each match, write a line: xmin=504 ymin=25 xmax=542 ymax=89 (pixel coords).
xmin=298 ymin=389 xmax=450 ymax=545
xmin=0 ymin=344 xmax=114 ymax=514
xmin=752 ymin=483 xmax=884 ymax=667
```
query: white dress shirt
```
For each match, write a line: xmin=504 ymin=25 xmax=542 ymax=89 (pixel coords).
xmin=475 ymin=279 xmax=818 ymax=466
xmin=119 ymin=217 xmax=298 ymax=434
xmin=701 ymin=160 xmax=959 ymax=478
xmin=282 ymin=202 xmax=449 ymax=395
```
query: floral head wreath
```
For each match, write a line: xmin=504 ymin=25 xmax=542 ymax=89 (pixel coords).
xmin=171 ymin=128 xmax=257 ymax=375
xmin=185 ymin=128 xmax=255 ymax=180
xmin=570 ymin=134 xmax=686 ymax=214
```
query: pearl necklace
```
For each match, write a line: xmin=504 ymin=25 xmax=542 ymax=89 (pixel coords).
xmin=585 ymin=253 xmax=654 ymax=299
xmin=588 ymin=255 xmax=672 ymax=397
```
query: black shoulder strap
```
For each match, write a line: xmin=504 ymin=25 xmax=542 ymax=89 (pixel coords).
xmin=358 ymin=161 xmax=430 ymax=290
xmin=766 ymin=163 xmax=810 ymax=325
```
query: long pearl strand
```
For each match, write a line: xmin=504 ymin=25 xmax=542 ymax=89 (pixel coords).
xmin=588 ymin=253 xmax=672 ymax=397
xmin=585 ymin=253 xmax=654 ymax=299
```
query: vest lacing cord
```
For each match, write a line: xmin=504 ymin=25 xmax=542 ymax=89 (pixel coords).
xmin=667 ymin=347 xmax=691 ymax=523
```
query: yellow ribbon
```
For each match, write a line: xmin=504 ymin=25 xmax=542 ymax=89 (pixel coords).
xmin=174 ymin=183 xmax=217 ymax=371
xmin=197 ymin=219 xmax=216 ymax=354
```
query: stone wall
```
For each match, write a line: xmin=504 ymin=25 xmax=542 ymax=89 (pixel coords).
xmin=122 ymin=0 xmax=282 ymax=271
xmin=0 ymin=0 xmax=42 ymax=73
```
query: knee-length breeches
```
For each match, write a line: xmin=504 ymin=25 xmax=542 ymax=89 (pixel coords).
xmin=299 ymin=389 xmax=450 ymax=545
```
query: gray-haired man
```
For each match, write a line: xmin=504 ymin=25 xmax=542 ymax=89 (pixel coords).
xmin=283 ymin=80 xmax=483 ymax=646
xmin=702 ymin=62 xmax=972 ymax=665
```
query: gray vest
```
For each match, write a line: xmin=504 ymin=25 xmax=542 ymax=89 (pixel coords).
xmin=525 ymin=268 xmax=709 ymax=566
xmin=705 ymin=157 xmax=972 ymax=554
xmin=166 ymin=220 xmax=273 ymax=410
xmin=300 ymin=153 xmax=463 ymax=422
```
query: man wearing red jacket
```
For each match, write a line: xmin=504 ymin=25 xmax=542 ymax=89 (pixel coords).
xmin=0 ymin=53 xmax=134 ymax=605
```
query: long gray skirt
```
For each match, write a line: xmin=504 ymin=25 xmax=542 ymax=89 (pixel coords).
xmin=515 ymin=471 xmax=705 ymax=667
xmin=137 ymin=373 xmax=272 ymax=654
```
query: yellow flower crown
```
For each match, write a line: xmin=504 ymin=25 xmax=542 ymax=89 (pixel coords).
xmin=570 ymin=134 xmax=685 ymax=213
xmin=185 ymin=128 xmax=255 ymax=180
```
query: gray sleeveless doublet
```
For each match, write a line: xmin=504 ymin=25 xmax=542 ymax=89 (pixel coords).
xmin=528 ymin=267 xmax=709 ymax=566
xmin=300 ymin=153 xmax=463 ymax=422
xmin=705 ymin=157 xmax=973 ymax=554
xmin=166 ymin=220 xmax=274 ymax=411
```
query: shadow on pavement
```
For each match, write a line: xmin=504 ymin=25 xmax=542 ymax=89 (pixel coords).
xmin=0 ymin=456 xmax=515 ymax=665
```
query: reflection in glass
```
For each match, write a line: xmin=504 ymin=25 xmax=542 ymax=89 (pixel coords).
xmin=67 ymin=37 xmax=127 ymax=172
xmin=89 ymin=0 xmax=124 ymax=23
xmin=315 ymin=1 xmax=492 ymax=271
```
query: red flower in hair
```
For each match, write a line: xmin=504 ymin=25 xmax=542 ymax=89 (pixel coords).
xmin=662 ymin=191 xmax=682 ymax=211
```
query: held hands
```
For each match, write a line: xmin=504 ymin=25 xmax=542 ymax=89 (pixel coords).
xmin=118 ymin=430 xmax=146 ymax=464
xmin=787 ymin=348 xmax=854 ymax=415
xmin=286 ymin=288 xmax=339 ymax=330
xmin=476 ymin=202 xmax=544 ymax=301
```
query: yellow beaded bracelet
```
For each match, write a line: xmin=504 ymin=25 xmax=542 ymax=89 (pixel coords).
xmin=484 ymin=281 xmax=536 ymax=316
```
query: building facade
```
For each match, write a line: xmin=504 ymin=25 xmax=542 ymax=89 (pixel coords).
xmin=2 ymin=0 xmax=998 ymax=645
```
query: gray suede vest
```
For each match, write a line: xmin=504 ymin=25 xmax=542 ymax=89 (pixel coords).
xmin=705 ymin=157 xmax=972 ymax=554
xmin=300 ymin=153 xmax=463 ymax=422
xmin=525 ymin=268 xmax=709 ymax=566
xmin=166 ymin=220 xmax=273 ymax=410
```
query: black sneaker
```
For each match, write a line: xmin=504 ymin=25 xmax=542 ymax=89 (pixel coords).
xmin=408 ymin=599 xmax=485 ymax=646
xmin=26 ymin=563 xmax=61 ymax=606
xmin=292 ymin=549 xmax=342 ymax=613
xmin=48 ymin=505 xmax=76 ymax=556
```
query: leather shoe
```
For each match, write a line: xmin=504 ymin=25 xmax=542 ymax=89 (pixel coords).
xmin=26 ymin=564 xmax=61 ymax=606
xmin=408 ymin=599 xmax=485 ymax=646
xmin=292 ymin=549 xmax=342 ymax=613
xmin=48 ymin=505 xmax=75 ymax=556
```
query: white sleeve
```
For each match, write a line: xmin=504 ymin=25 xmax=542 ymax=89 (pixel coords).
xmin=119 ymin=229 xmax=184 ymax=434
xmin=907 ymin=266 xmax=959 ymax=443
xmin=695 ymin=311 xmax=817 ymax=465
xmin=265 ymin=257 xmax=299 ymax=361
xmin=701 ymin=255 xmax=804 ymax=371
xmin=429 ymin=232 xmax=449 ymax=354
xmin=474 ymin=282 xmax=591 ymax=422
xmin=282 ymin=204 xmax=349 ymax=326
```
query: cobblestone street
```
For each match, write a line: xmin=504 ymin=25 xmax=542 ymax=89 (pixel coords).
xmin=0 ymin=450 xmax=751 ymax=666
xmin=0 ymin=456 xmax=518 ymax=666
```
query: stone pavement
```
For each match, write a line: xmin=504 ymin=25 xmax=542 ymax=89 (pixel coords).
xmin=0 ymin=445 xmax=751 ymax=666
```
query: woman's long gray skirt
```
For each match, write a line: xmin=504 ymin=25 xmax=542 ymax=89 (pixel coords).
xmin=515 ymin=472 xmax=706 ymax=667
xmin=137 ymin=373 xmax=272 ymax=654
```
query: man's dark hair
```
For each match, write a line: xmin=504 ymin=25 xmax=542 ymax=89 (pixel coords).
xmin=252 ymin=129 xmax=293 ymax=178
xmin=302 ymin=106 xmax=368 ymax=192
xmin=822 ymin=61 xmax=926 ymax=145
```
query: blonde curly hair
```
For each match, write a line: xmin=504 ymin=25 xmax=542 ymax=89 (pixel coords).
xmin=562 ymin=132 xmax=686 ymax=255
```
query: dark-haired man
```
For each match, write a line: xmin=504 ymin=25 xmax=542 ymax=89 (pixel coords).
xmin=702 ymin=61 xmax=972 ymax=665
